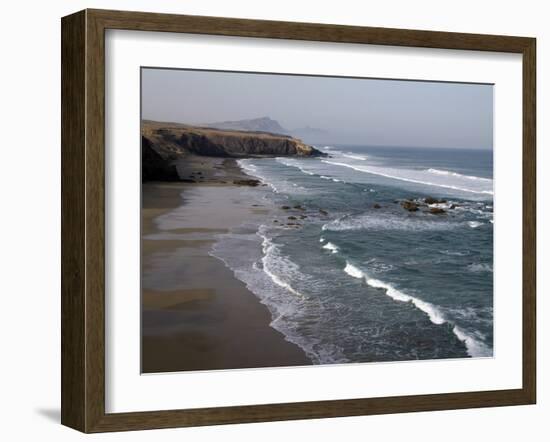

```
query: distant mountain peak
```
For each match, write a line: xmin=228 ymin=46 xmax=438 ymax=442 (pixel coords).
xmin=204 ymin=117 xmax=288 ymax=135
xmin=203 ymin=116 xmax=330 ymax=144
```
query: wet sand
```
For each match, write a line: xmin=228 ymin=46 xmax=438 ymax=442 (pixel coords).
xmin=141 ymin=156 xmax=311 ymax=373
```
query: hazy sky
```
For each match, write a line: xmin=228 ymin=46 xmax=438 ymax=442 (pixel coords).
xmin=142 ymin=68 xmax=493 ymax=149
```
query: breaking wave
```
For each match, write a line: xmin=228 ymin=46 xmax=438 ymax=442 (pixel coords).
xmin=427 ymin=168 xmax=492 ymax=182
xmin=322 ymin=242 xmax=339 ymax=253
xmin=343 ymin=261 xmax=491 ymax=357
xmin=322 ymin=160 xmax=493 ymax=196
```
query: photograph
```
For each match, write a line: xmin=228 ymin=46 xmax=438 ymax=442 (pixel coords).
xmin=140 ymin=68 xmax=494 ymax=374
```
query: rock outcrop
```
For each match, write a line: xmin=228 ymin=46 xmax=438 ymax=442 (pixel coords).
xmin=233 ymin=179 xmax=261 ymax=186
xmin=141 ymin=136 xmax=180 ymax=181
xmin=424 ymin=197 xmax=447 ymax=205
xmin=143 ymin=120 xmax=324 ymax=158
xmin=401 ymin=200 xmax=420 ymax=212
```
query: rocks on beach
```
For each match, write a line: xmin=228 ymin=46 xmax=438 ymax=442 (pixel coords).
xmin=401 ymin=200 xmax=419 ymax=212
xmin=398 ymin=197 xmax=458 ymax=214
xmin=424 ymin=197 xmax=447 ymax=205
xmin=233 ymin=179 xmax=261 ymax=186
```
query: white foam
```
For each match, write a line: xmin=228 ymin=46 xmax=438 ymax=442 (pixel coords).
xmin=467 ymin=221 xmax=484 ymax=228
xmin=366 ymin=277 xmax=446 ymax=325
xmin=259 ymin=232 xmax=306 ymax=299
xmin=240 ymin=159 xmax=310 ymax=195
xmin=276 ymin=158 xmax=348 ymax=185
xmin=343 ymin=262 xmax=365 ymax=279
xmin=276 ymin=158 xmax=315 ymax=175
xmin=323 ymin=213 xmax=454 ymax=232
xmin=322 ymin=242 xmax=339 ymax=254
xmin=427 ymin=168 xmax=492 ymax=182
xmin=440 ymin=249 xmax=469 ymax=256
xmin=467 ymin=263 xmax=493 ymax=273
xmin=237 ymin=159 xmax=258 ymax=173
xmin=322 ymin=160 xmax=493 ymax=196
xmin=452 ymin=326 xmax=493 ymax=357
xmin=342 ymin=153 xmax=368 ymax=161
xmin=370 ymin=262 xmax=395 ymax=273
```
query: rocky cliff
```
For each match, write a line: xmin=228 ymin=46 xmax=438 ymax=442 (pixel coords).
xmin=141 ymin=136 xmax=180 ymax=181
xmin=142 ymin=120 xmax=324 ymax=181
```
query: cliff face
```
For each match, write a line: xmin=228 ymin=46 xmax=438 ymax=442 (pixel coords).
xmin=142 ymin=120 xmax=324 ymax=158
xmin=141 ymin=136 xmax=180 ymax=181
xmin=176 ymin=130 xmax=319 ymax=157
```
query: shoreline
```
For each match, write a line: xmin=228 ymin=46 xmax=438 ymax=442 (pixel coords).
xmin=141 ymin=155 xmax=311 ymax=373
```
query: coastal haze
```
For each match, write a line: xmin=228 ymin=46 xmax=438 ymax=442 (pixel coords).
xmin=141 ymin=68 xmax=494 ymax=373
xmin=142 ymin=68 xmax=493 ymax=149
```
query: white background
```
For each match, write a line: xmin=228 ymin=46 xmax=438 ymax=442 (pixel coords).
xmin=0 ymin=0 xmax=547 ymax=440
xmin=106 ymin=30 xmax=523 ymax=413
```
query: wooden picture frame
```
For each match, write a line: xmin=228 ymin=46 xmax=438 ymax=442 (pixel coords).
xmin=61 ymin=8 xmax=536 ymax=433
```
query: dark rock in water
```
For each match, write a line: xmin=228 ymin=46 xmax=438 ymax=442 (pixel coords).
xmin=450 ymin=204 xmax=457 ymax=209
xmin=293 ymin=205 xmax=305 ymax=211
xmin=233 ymin=179 xmax=261 ymax=186
xmin=429 ymin=207 xmax=446 ymax=214
xmin=425 ymin=197 xmax=447 ymax=204
xmin=273 ymin=220 xmax=279 ymax=223
xmin=141 ymin=136 xmax=180 ymax=182
xmin=401 ymin=200 xmax=419 ymax=212
xmin=300 ymin=215 xmax=307 ymax=219
xmin=373 ymin=203 xmax=382 ymax=209
xmin=393 ymin=200 xmax=400 ymax=204
xmin=319 ymin=209 xmax=329 ymax=216
xmin=281 ymin=206 xmax=291 ymax=210
xmin=288 ymin=216 xmax=298 ymax=220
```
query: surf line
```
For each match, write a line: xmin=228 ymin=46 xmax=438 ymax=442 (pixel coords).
xmin=323 ymin=160 xmax=493 ymax=195
xmin=343 ymin=261 xmax=491 ymax=357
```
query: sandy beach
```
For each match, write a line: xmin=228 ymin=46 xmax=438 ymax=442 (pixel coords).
xmin=141 ymin=155 xmax=311 ymax=373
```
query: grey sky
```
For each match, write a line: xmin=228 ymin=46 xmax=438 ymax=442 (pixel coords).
xmin=142 ymin=68 xmax=493 ymax=149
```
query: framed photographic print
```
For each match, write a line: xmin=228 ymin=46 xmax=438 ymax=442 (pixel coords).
xmin=61 ymin=9 xmax=536 ymax=433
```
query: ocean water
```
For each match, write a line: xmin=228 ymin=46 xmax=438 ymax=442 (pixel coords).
xmin=210 ymin=145 xmax=494 ymax=364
